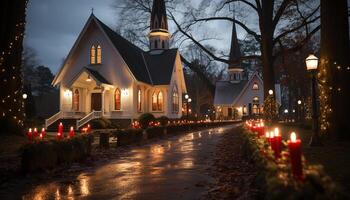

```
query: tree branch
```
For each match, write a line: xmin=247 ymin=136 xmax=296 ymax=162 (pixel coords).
xmin=192 ymin=16 xmax=261 ymax=42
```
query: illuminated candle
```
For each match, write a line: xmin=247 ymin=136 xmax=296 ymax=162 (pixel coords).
xmin=287 ymin=132 xmax=303 ymax=179
xmin=87 ymin=124 xmax=91 ymax=133
xmin=41 ymin=128 xmax=46 ymax=138
xmin=27 ymin=128 xmax=33 ymax=141
xmin=33 ymin=128 xmax=38 ymax=138
xmin=69 ymin=126 xmax=75 ymax=138
xmin=58 ymin=122 xmax=63 ymax=135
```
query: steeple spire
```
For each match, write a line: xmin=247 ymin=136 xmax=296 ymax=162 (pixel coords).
xmin=228 ymin=15 xmax=242 ymax=69
xmin=228 ymin=13 xmax=243 ymax=83
xmin=149 ymin=0 xmax=170 ymax=50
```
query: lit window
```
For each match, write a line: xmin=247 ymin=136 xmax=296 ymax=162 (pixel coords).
xmin=253 ymin=104 xmax=259 ymax=114
xmin=152 ymin=92 xmax=158 ymax=111
xmin=252 ymin=82 xmax=259 ymax=90
xmin=115 ymin=88 xmax=121 ymax=110
xmin=157 ymin=91 xmax=163 ymax=111
xmin=253 ymin=97 xmax=259 ymax=104
xmin=137 ymin=89 xmax=142 ymax=112
xmin=243 ymin=105 xmax=247 ymax=115
xmin=152 ymin=90 xmax=163 ymax=111
xmin=90 ymin=45 xmax=96 ymax=64
xmin=172 ymin=86 xmax=179 ymax=113
xmin=73 ymin=89 xmax=79 ymax=111
xmin=97 ymin=45 xmax=102 ymax=64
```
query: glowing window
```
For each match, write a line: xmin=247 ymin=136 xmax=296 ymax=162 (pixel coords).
xmin=73 ymin=89 xmax=79 ymax=111
xmin=172 ymin=86 xmax=179 ymax=113
xmin=252 ymin=82 xmax=259 ymax=90
xmin=115 ymin=88 xmax=121 ymax=110
xmin=152 ymin=92 xmax=158 ymax=111
xmin=137 ymin=89 xmax=142 ymax=112
xmin=157 ymin=91 xmax=163 ymax=111
xmin=97 ymin=45 xmax=102 ymax=64
xmin=90 ymin=45 xmax=96 ymax=64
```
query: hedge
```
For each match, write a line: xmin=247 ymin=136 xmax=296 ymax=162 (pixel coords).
xmin=21 ymin=134 xmax=94 ymax=173
xmin=239 ymin=126 xmax=347 ymax=199
xmin=113 ymin=128 xmax=143 ymax=146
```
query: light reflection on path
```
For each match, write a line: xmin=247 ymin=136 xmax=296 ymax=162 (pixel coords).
xmin=18 ymin=125 xmax=236 ymax=200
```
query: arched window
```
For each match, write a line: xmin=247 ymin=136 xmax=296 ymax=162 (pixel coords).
xmin=172 ymin=86 xmax=179 ymax=113
xmin=97 ymin=45 xmax=102 ymax=64
xmin=90 ymin=45 xmax=96 ymax=64
xmin=73 ymin=89 xmax=79 ymax=111
xmin=155 ymin=40 xmax=158 ymax=49
xmin=162 ymin=41 xmax=165 ymax=48
xmin=252 ymin=97 xmax=259 ymax=114
xmin=115 ymin=88 xmax=121 ymax=110
xmin=152 ymin=90 xmax=163 ymax=111
xmin=157 ymin=91 xmax=163 ymax=111
xmin=252 ymin=82 xmax=259 ymax=90
xmin=137 ymin=89 xmax=142 ymax=112
xmin=152 ymin=92 xmax=158 ymax=111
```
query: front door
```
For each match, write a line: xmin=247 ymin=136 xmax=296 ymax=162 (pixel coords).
xmin=91 ymin=93 xmax=102 ymax=111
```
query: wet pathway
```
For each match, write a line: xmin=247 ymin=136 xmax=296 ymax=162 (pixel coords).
xmin=7 ymin=125 xmax=237 ymax=200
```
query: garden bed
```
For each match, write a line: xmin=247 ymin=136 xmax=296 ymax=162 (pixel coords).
xmin=239 ymin=126 xmax=347 ymax=199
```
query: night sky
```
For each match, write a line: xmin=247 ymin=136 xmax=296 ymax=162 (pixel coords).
xmin=24 ymin=0 xmax=237 ymax=74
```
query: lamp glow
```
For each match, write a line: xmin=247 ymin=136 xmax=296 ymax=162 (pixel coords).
xmin=306 ymin=54 xmax=318 ymax=71
xmin=268 ymin=89 xmax=274 ymax=95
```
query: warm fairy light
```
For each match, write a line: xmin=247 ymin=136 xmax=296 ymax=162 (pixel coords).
xmin=274 ymin=127 xmax=279 ymax=137
xmin=290 ymin=132 xmax=297 ymax=143
xmin=265 ymin=132 xmax=269 ymax=138
xmin=270 ymin=131 xmax=274 ymax=138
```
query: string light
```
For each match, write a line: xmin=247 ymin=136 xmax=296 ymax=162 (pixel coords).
xmin=0 ymin=0 xmax=29 ymax=127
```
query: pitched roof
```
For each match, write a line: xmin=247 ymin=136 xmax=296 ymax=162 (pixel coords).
xmin=213 ymin=80 xmax=248 ymax=105
xmin=95 ymin=16 xmax=177 ymax=85
xmin=85 ymin=68 xmax=111 ymax=85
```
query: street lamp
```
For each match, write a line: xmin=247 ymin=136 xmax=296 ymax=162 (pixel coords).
xmin=268 ymin=89 xmax=274 ymax=95
xmin=186 ymin=97 xmax=192 ymax=120
xmin=306 ymin=54 xmax=322 ymax=146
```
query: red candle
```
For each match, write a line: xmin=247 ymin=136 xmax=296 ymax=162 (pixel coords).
xmin=58 ymin=122 xmax=63 ymax=135
xmin=33 ymin=128 xmax=38 ymax=138
xmin=273 ymin=128 xmax=282 ymax=158
xmin=69 ymin=126 xmax=75 ymax=138
xmin=27 ymin=128 xmax=33 ymax=141
xmin=41 ymin=128 xmax=46 ymax=138
xmin=87 ymin=124 xmax=91 ymax=133
xmin=287 ymin=132 xmax=303 ymax=180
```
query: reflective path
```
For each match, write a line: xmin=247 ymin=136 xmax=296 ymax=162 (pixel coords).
xmin=11 ymin=125 xmax=236 ymax=200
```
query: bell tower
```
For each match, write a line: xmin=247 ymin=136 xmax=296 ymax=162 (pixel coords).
xmin=149 ymin=0 xmax=170 ymax=50
xmin=228 ymin=14 xmax=243 ymax=83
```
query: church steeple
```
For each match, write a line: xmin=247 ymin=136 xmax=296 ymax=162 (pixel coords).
xmin=149 ymin=0 xmax=170 ymax=50
xmin=228 ymin=14 xmax=243 ymax=83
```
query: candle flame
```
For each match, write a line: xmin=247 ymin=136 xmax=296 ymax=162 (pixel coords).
xmin=274 ymin=127 xmax=279 ymax=137
xmin=270 ymin=131 xmax=275 ymax=138
xmin=265 ymin=132 xmax=269 ymax=138
xmin=59 ymin=122 xmax=63 ymax=126
xmin=29 ymin=128 xmax=32 ymax=132
xmin=41 ymin=128 xmax=45 ymax=132
xmin=70 ymin=126 xmax=74 ymax=131
xmin=291 ymin=132 xmax=297 ymax=142
xmin=34 ymin=128 xmax=37 ymax=132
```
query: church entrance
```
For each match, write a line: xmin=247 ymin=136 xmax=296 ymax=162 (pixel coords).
xmin=91 ymin=93 xmax=102 ymax=111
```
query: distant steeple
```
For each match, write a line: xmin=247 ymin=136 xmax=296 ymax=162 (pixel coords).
xmin=228 ymin=15 xmax=242 ymax=69
xmin=228 ymin=14 xmax=243 ymax=83
xmin=149 ymin=0 xmax=170 ymax=50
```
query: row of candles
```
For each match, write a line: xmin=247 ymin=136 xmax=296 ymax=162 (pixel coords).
xmin=27 ymin=123 xmax=91 ymax=141
xmin=246 ymin=120 xmax=303 ymax=179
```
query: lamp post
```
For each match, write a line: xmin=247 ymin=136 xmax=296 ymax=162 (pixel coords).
xmin=306 ymin=54 xmax=322 ymax=146
xmin=187 ymin=98 xmax=192 ymax=120
xmin=297 ymin=100 xmax=302 ymax=123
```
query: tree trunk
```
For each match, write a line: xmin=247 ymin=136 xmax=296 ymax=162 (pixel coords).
xmin=0 ymin=0 xmax=28 ymax=133
xmin=260 ymin=1 xmax=276 ymax=99
xmin=320 ymin=0 xmax=350 ymax=138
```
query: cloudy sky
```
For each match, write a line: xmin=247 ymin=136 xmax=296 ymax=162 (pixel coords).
xmin=25 ymin=0 xmax=238 ymax=74
xmin=24 ymin=0 xmax=117 ymax=73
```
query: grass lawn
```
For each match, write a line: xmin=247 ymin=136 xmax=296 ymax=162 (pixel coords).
xmin=279 ymin=123 xmax=350 ymax=191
